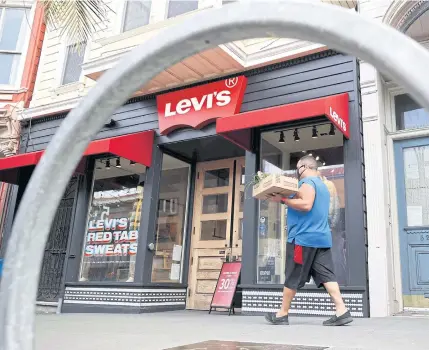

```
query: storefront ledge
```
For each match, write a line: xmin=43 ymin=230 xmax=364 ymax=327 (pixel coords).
xmin=241 ymin=287 xmax=367 ymax=318
xmin=239 ymin=284 xmax=366 ymax=291
xmin=61 ymin=284 xmax=187 ymax=314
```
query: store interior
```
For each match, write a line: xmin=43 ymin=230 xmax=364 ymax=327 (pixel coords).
xmin=258 ymin=123 xmax=348 ymax=285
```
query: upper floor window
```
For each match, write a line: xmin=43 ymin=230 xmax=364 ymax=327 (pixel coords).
xmin=0 ymin=7 xmax=29 ymax=85
xmin=167 ymin=0 xmax=198 ymax=18
xmin=122 ymin=0 xmax=152 ymax=32
xmin=62 ymin=42 xmax=86 ymax=85
xmin=395 ymin=94 xmax=429 ymax=131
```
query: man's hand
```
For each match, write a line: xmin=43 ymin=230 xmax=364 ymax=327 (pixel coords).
xmin=268 ymin=194 xmax=284 ymax=203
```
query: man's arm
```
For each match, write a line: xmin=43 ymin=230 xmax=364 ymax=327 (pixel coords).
xmin=274 ymin=183 xmax=315 ymax=212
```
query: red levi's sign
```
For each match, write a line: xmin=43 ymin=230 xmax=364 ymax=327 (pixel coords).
xmin=156 ymin=76 xmax=247 ymax=135
xmin=211 ymin=261 xmax=241 ymax=309
xmin=323 ymin=94 xmax=350 ymax=139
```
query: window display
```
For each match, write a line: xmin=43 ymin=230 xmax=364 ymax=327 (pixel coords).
xmin=151 ymin=155 xmax=190 ymax=283
xmin=258 ymin=124 xmax=347 ymax=285
xmin=79 ymin=158 xmax=146 ymax=282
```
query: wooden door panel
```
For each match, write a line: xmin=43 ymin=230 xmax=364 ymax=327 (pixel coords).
xmin=187 ymin=157 xmax=245 ymax=310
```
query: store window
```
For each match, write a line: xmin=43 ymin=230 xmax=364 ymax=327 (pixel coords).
xmin=79 ymin=157 xmax=146 ymax=282
xmin=122 ymin=0 xmax=152 ymax=32
xmin=62 ymin=42 xmax=86 ymax=85
xmin=0 ymin=7 xmax=29 ymax=85
xmin=258 ymin=123 xmax=347 ymax=285
xmin=395 ymin=94 xmax=429 ymax=131
xmin=167 ymin=0 xmax=198 ymax=18
xmin=403 ymin=145 xmax=429 ymax=227
xmin=151 ymin=154 xmax=190 ymax=282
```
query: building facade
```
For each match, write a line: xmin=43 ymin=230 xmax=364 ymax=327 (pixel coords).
xmin=6 ymin=0 xmax=425 ymax=318
xmin=0 ymin=0 xmax=45 ymax=257
xmin=359 ymin=0 xmax=429 ymax=316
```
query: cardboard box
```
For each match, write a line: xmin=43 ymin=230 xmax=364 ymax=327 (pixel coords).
xmin=252 ymin=174 xmax=298 ymax=200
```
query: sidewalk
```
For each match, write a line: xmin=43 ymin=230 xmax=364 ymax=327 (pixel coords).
xmin=35 ymin=311 xmax=428 ymax=350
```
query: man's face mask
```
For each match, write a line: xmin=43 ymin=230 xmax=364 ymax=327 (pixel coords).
xmin=296 ymin=165 xmax=306 ymax=179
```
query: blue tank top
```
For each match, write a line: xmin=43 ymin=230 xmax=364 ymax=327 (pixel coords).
xmin=286 ymin=176 xmax=332 ymax=248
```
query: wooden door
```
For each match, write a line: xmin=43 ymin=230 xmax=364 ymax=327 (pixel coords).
xmin=187 ymin=157 xmax=244 ymax=310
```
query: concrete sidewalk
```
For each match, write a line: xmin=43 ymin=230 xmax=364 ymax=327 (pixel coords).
xmin=35 ymin=311 xmax=428 ymax=350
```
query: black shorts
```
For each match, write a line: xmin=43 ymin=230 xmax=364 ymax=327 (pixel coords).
xmin=284 ymin=241 xmax=336 ymax=290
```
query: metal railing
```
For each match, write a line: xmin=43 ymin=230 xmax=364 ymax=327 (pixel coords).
xmin=1 ymin=1 xmax=429 ymax=349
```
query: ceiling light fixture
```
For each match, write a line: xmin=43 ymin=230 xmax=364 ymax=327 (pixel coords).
xmin=130 ymin=160 xmax=136 ymax=166
xmin=279 ymin=131 xmax=285 ymax=143
xmin=316 ymin=156 xmax=320 ymax=161
xmin=115 ymin=158 xmax=122 ymax=168
xmin=106 ymin=159 xmax=111 ymax=169
xmin=312 ymin=126 xmax=318 ymax=138
xmin=329 ymin=123 xmax=336 ymax=136
xmin=323 ymin=162 xmax=326 ymax=166
xmin=293 ymin=128 xmax=300 ymax=142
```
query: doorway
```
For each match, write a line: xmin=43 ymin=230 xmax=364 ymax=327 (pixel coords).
xmin=187 ymin=157 xmax=245 ymax=310
xmin=394 ymin=138 xmax=429 ymax=309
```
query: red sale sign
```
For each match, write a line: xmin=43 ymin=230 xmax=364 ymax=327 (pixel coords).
xmin=210 ymin=261 xmax=242 ymax=309
xmin=156 ymin=76 xmax=247 ymax=135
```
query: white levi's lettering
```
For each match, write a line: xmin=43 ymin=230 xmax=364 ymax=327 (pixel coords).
xmin=190 ymin=95 xmax=207 ymax=111
xmin=176 ymin=99 xmax=191 ymax=114
xmin=165 ymin=102 xmax=176 ymax=117
xmin=330 ymin=106 xmax=347 ymax=132
xmin=216 ymin=90 xmax=231 ymax=106
xmin=164 ymin=90 xmax=233 ymax=118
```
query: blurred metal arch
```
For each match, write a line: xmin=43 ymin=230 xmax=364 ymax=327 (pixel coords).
xmin=2 ymin=1 xmax=429 ymax=349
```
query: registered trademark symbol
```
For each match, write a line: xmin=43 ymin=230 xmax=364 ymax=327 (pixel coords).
xmin=225 ymin=77 xmax=238 ymax=88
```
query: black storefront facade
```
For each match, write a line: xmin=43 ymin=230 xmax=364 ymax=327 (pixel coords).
xmin=0 ymin=50 xmax=369 ymax=317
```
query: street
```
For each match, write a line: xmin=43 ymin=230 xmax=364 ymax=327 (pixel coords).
xmin=35 ymin=311 xmax=429 ymax=350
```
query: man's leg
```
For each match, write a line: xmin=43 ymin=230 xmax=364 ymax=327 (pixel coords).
xmin=312 ymin=248 xmax=353 ymax=326
xmin=323 ymin=281 xmax=347 ymax=316
xmin=277 ymin=287 xmax=296 ymax=317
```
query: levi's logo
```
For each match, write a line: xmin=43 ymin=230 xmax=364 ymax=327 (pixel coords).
xmin=156 ymin=75 xmax=248 ymax=135
xmin=165 ymin=90 xmax=232 ymax=117
xmin=329 ymin=106 xmax=347 ymax=132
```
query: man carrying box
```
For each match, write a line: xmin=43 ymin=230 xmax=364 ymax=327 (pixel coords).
xmin=265 ymin=155 xmax=352 ymax=326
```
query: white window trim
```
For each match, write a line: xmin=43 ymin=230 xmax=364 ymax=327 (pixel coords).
xmin=114 ymin=0 xmax=154 ymax=36
xmin=165 ymin=0 xmax=202 ymax=20
xmin=0 ymin=2 xmax=35 ymax=91
xmin=56 ymin=40 xmax=90 ymax=88
xmin=385 ymin=79 xmax=429 ymax=141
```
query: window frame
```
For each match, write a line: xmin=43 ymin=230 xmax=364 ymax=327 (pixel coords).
xmin=166 ymin=0 xmax=199 ymax=19
xmin=150 ymin=152 xmax=192 ymax=284
xmin=78 ymin=156 xmax=148 ymax=284
xmin=57 ymin=41 xmax=88 ymax=87
xmin=121 ymin=0 xmax=153 ymax=33
xmin=0 ymin=3 xmax=33 ymax=89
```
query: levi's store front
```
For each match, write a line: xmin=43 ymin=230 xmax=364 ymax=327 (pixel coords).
xmin=0 ymin=51 xmax=369 ymax=317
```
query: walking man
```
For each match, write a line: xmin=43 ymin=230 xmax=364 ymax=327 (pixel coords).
xmin=265 ymin=155 xmax=353 ymax=326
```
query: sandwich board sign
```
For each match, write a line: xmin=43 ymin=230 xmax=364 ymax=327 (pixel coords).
xmin=209 ymin=261 xmax=241 ymax=315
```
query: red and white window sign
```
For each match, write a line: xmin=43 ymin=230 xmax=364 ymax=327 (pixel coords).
xmin=156 ymin=76 xmax=247 ymax=135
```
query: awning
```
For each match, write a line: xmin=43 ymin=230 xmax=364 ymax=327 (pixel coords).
xmin=216 ymin=93 xmax=350 ymax=151
xmin=0 ymin=131 xmax=154 ymax=184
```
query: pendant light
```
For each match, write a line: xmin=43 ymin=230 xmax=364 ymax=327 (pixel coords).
xmin=329 ymin=123 xmax=336 ymax=136
xmin=115 ymin=158 xmax=122 ymax=168
xmin=105 ymin=159 xmax=111 ymax=169
xmin=312 ymin=126 xmax=318 ymax=138
xmin=130 ymin=160 xmax=136 ymax=166
xmin=278 ymin=131 xmax=285 ymax=143
xmin=293 ymin=128 xmax=300 ymax=142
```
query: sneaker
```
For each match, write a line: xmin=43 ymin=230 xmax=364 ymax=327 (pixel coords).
xmin=264 ymin=313 xmax=289 ymax=325
xmin=323 ymin=310 xmax=353 ymax=326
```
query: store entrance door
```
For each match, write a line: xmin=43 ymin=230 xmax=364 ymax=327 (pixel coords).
xmin=187 ymin=157 xmax=245 ymax=310
xmin=394 ymin=138 xmax=429 ymax=309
